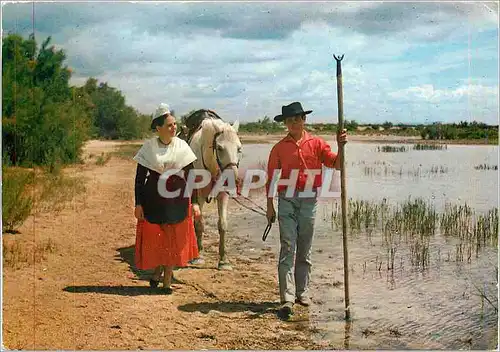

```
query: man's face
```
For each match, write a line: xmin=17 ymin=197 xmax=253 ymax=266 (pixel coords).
xmin=285 ymin=114 xmax=305 ymax=134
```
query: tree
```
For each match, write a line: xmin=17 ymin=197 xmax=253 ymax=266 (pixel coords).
xmin=345 ymin=119 xmax=358 ymax=131
xmin=382 ymin=121 xmax=393 ymax=130
xmin=2 ymin=34 xmax=91 ymax=166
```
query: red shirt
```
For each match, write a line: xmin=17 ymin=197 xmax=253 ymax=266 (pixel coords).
xmin=266 ymin=131 xmax=338 ymax=197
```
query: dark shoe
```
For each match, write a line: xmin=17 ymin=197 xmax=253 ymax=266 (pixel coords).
xmin=295 ymin=296 xmax=311 ymax=307
xmin=189 ymin=257 xmax=205 ymax=265
xmin=163 ymin=287 xmax=173 ymax=295
xmin=149 ymin=279 xmax=160 ymax=288
xmin=278 ymin=302 xmax=294 ymax=320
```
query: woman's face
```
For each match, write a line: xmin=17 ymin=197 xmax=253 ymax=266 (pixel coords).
xmin=157 ymin=114 xmax=177 ymax=138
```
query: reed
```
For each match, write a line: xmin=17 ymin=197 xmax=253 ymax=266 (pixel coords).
xmin=330 ymin=197 xmax=497 ymax=269
xmin=362 ymin=165 xmax=448 ymax=178
xmin=429 ymin=165 xmax=449 ymax=174
xmin=413 ymin=143 xmax=447 ymax=151
xmin=474 ymin=164 xmax=498 ymax=171
xmin=377 ymin=145 xmax=408 ymax=153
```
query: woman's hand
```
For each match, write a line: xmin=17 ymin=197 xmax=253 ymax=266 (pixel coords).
xmin=134 ymin=205 xmax=144 ymax=220
xmin=192 ymin=204 xmax=201 ymax=218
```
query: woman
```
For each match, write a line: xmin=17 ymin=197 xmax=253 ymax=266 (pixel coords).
xmin=133 ymin=103 xmax=201 ymax=294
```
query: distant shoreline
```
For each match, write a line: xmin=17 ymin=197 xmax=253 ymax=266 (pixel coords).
xmin=88 ymin=134 xmax=498 ymax=147
xmin=238 ymin=133 xmax=498 ymax=146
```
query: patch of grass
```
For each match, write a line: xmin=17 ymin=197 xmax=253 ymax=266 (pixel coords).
xmin=413 ymin=143 xmax=447 ymax=151
xmin=111 ymin=144 xmax=141 ymax=159
xmin=35 ymin=171 xmax=86 ymax=214
xmin=430 ymin=165 xmax=448 ymax=174
xmin=377 ymin=145 xmax=408 ymax=152
xmin=363 ymin=165 xmax=404 ymax=177
xmin=95 ymin=152 xmax=112 ymax=165
xmin=3 ymin=237 xmax=57 ymax=269
xmin=474 ymin=164 xmax=498 ymax=171
xmin=361 ymin=164 xmax=448 ymax=178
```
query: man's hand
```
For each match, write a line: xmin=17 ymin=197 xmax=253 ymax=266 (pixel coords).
xmin=266 ymin=200 xmax=276 ymax=224
xmin=134 ymin=205 xmax=144 ymax=220
xmin=337 ymin=128 xmax=348 ymax=146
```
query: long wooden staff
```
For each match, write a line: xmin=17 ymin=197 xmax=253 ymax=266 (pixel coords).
xmin=333 ymin=53 xmax=350 ymax=320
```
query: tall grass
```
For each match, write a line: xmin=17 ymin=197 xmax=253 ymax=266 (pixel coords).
xmin=330 ymin=197 xmax=498 ymax=269
xmin=2 ymin=168 xmax=34 ymax=233
xmin=2 ymin=167 xmax=86 ymax=233
xmin=440 ymin=204 xmax=498 ymax=261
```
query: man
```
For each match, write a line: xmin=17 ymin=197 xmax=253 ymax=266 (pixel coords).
xmin=265 ymin=101 xmax=348 ymax=319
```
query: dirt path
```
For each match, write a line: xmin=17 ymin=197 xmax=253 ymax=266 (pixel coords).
xmin=2 ymin=140 xmax=332 ymax=350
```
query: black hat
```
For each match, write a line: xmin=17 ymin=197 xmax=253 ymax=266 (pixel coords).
xmin=274 ymin=102 xmax=313 ymax=122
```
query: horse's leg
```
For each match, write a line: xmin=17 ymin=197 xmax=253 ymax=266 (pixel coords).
xmin=191 ymin=197 xmax=206 ymax=265
xmin=217 ymin=192 xmax=232 ymax=270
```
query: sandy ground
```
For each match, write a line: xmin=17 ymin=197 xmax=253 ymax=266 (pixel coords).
xmin=2 ymin=140 xmax=332 ymax=350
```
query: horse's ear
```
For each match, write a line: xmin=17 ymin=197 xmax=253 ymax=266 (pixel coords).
xmin=232 ymin=120 xmax=240 ymax=132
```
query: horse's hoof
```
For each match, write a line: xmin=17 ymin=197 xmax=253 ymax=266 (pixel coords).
xmin=189 ymin=257 xmax=205 ymax=265
xmin=218 ymin=262 xmax=233 ymax=271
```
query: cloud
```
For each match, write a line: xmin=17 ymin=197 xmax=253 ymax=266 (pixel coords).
xmin=1 ymin=1 xmax=498 ymax=124
xmin=389 ymin=83 xmax=499 ymax=124
xmin=4 ymin=2 xmax=496 ymax=41
xmin=390 ymin=84 xmax=499 ymax=102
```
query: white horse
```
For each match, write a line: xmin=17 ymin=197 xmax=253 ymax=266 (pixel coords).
xmin=183 ymin=110 xmax=242 ymax=270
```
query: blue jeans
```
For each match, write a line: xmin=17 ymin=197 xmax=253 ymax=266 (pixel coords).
xmin=277 ymin=192 xmax=318 ymax=303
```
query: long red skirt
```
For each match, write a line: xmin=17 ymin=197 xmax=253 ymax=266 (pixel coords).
xmin=134 ymin=205 xmax=199 ymax=270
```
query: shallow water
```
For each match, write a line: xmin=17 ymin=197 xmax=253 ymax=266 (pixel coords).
xmin=231 ymin=141 xmax=498 ymax=349
xmin=239 ymin=142 xmax=498 ymax=213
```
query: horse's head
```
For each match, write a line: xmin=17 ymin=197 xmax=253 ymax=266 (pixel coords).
xmin=212 ymin=119 xmax=242 ymax=174
xmin=199 ymin=117 xmax=242 ymax=181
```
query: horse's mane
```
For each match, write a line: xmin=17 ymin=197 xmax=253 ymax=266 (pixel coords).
xmin=201 ymin=118 xmax=238 ymax=139
xmin=197 ymin=116 xmax=240 ymax=154
xmin=189 ymin=111 xmax=240 ymax=176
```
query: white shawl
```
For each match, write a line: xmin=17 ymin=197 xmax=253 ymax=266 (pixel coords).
xmin=133 ymin=137 xmax=197 ymax=175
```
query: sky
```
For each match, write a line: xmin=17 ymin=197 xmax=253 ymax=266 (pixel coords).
xmin=2 ymin=1 xmax=499 ymax=125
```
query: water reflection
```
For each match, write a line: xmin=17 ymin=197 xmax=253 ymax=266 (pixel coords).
xmin=344 ymin=321 xmax=352 ymax=349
